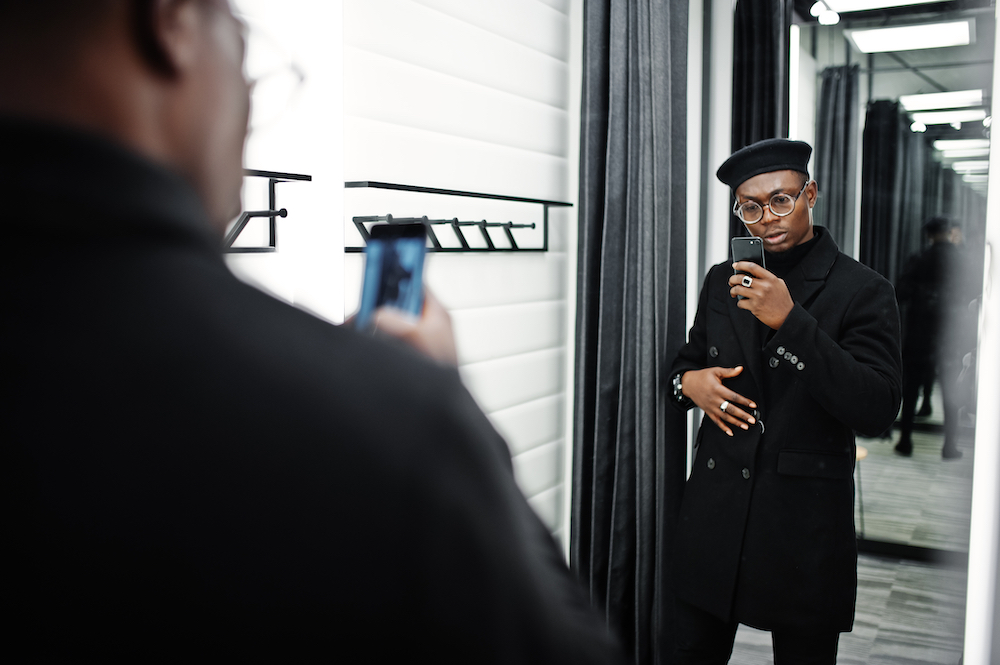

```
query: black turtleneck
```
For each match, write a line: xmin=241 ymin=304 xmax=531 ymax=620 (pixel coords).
xmin=763 ymin=226 xmax=823 ymax=278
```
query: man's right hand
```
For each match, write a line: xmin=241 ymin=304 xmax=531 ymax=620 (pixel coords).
xmin=681 ymin=366 xmax=757 ymax=437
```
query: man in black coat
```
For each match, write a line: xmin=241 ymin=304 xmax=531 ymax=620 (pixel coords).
xmin=668 ymin=139 xmax=902 ymax=664
xmin=895 ymin=217 xmax=978 ymax=459
xmin=0 ymin=1 xmax=622 ymax=661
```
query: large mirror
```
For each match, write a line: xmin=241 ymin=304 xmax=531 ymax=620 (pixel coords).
xmin=790 ymin=0 xmax=991 ymax=561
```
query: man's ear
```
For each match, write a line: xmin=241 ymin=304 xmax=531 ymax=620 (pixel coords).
xmin=130 ymin=0 xmax=200 ymax=78
xmin=806 ymin=179 xmax=818 ymax=208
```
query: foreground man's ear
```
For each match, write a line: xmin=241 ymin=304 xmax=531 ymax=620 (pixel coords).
xmin=130 ymin=0 xmax=206 ymax=78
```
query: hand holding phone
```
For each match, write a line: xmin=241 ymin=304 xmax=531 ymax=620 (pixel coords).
xmin=731 ymin=237 xmax=765 ymax=301
xmin=355 ymin=223 xmax=427 ymax=330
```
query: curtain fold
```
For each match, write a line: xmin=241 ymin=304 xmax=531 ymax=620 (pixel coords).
xmin=572 ymin=1 xmax=688 ymax=663
xmin=813 ymin=64 xmax=859 ymax=249
xmin=729 ymin=0 xmax=792 ymax=241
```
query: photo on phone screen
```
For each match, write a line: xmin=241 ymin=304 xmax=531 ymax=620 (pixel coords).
xmin=355 ymin=223 xmax=427 ymax=330
xmin=731 ymin=236 xmax=765 ymax=301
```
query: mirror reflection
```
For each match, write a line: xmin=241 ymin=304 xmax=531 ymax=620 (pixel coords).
xmin=793 ymin=0 xmax=991 ymax=557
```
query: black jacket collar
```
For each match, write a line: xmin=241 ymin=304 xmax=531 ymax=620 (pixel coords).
xmin=2 ymin=115 xmax=217 ymax=251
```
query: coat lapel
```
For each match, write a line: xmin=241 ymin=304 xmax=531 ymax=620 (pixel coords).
xmin=783 ymin=228 xmax=839 ymax=308
xmin=729 ymin=294 xmax=764 ymax=394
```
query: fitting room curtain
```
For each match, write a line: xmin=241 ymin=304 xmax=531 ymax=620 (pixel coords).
xmin=860 ymin=100 xmax=937 ymax=283
xmin=571 ymin=1 xmax=688 ymax=663
xmin=813 ymin=64 xmax=859 ymax=249
xmin=729 ymin=0 xmax=792 ymax=241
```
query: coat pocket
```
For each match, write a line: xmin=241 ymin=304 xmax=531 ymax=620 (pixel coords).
xmin=777 ymin=449 xmax=853 ymax=480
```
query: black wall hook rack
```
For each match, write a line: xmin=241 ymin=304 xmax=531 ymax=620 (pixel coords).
xmin=225 ymin=169 xmax=312 ymax=253
xmin=344 ymin=181 xmax=571 ymax=253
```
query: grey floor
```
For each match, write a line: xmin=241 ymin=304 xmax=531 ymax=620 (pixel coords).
xmin=731 ymin=390 xmax=972 ymax=664
xmin=731 ymin=553 xmax=968 ymax=664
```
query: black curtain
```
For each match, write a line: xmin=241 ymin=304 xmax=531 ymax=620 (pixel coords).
xmin=860 ymin=100 xmax=902 ymax=280
xmin=729 ymin=0 xmax=792 ymax=240
xmin=572 ymin=1 xmax=688 ymax=663
xmin=813 ymin=65 xmax=859 ymax=249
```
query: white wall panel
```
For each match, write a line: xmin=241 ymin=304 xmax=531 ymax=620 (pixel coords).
xmin=345 ymin=48 xmax=567 ymax=156
xmin=413 ymin=0 xmax=570 ymax=61
xmin=345 ymin=0 xmax=568 ymax=108
xmin=451 ymin=301 xmax=565 ymax=364
xmin=458 ymin=348 xmax=563 ymax=414
xmin=527 ymin=484 xmax=563 ymax=532
xmin=343 ymin=117 xmax=567 ymax=200
xmin=512 ymin=440 xmax=563 ymax=497
xmin=343 ymin=0 xmax=580 ymax=540
xmin=490 ymin=395 xmax=563 ymax=456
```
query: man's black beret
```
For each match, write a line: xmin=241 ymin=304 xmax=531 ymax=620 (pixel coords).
xmin=716 ymin=138 xmax=812 ymax=190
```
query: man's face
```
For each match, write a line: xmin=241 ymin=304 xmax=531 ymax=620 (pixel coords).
xmin=734 ymin=169 xmax=817 ymax=253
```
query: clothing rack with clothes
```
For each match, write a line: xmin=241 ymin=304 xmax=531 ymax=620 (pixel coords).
xmin=345 ymin=180 xmax=571 ymax=253
xmin=224 ymin=169 xmax=312 ymax=253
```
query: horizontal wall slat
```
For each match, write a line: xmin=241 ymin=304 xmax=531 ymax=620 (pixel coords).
xmin=527 ymin=483 xmax=563 ymax=532
xmin=344 ymin=252 xmax=568 ymax=315
xmin=451 ymin=300 xmax=565 ymax=365
xmin=345 ymin=0 xmax=568 ymax=108
xmin=490 ymin=394 xmax=564 ymax=457
xmin=413 ymin=0 xmax=569 ymax=61
xmin=345 ymin=48 xmax=567 ymax=157
xmin=460 ymin=348 xmax=563 ymax=413
xmin=535 ymin=0 xmax=569 ymax=16
xmin=344 ymin=116 xmax=568 ymax=200
xmin=511 ymin=439 xmax=563 ymax=498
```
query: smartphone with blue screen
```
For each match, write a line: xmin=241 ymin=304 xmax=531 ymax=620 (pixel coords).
xmin=355 ymin=223 xmax=427 ymax=330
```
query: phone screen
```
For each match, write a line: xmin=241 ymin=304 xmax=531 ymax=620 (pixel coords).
xmin=731 ymin=237 xmax=765 ymax=301
xmin=355 ymin=223 xmax=427 ymax=330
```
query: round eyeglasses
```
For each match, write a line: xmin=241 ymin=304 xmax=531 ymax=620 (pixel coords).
xmin=732 ymin=180 xmax=811 ymax=224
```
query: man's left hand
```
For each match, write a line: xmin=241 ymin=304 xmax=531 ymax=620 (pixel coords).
xmin=729 ymin=261 xmax=794 ymax=330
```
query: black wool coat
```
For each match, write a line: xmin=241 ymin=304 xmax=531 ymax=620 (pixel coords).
xmin=669 ymin=228 xmax=901 ymax=631
xmin=2 ymin=118 xmax=623 ymax=663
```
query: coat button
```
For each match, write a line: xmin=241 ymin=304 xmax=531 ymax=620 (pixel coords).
xmin=707 ymin=458 xmax=716 ymax=469
xmin=797 ymin=362 xmax=805 ymax=371
xmin=769 ymin=357 xmax=779 ymax=368
xmin=742 ymin=468 xmax=751 ymax=479
xmin=709 ymin=346 xmax=719 ymax=358
xmin=790 ymin=355 xmax=798 ymax=364
xmin=776 ymin=346 xmax=785 ymax=355
xmin=784 ymin=352 xmax=793 ymax=361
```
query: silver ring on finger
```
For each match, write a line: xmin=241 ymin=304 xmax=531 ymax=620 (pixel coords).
xmin=720 ymin=400 xmax=730 ymax=413
xmin=741 ymin=275 xmax=753 ymax=288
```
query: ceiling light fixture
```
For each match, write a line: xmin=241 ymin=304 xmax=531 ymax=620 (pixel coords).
xmin=962 ymin=174 xmax=990 ymax=183
xmin=941 ymin=148 xmax=991 ymax=159
xmin=847 ymin=19 xmax=974 ymax=53
xmin=911 ymin=109 xmax=987 ymax=125
xmin=909 ymin=121 xmax=927 ymax=133
xmin=934 ymin=139 xmax=991 ymax=151
xmin=899 ymin=89 xmax=983 ymax=111
xmin=825 ymin=0 xmax=945 ymax=11
xmin=951 ymin=160 xmax=990 ymax=172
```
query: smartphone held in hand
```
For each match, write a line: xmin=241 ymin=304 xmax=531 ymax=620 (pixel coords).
xmin=731 ymin=236 xmax=765 ymax=301
xmin=355 ymin=223 xmax=428 ymax=330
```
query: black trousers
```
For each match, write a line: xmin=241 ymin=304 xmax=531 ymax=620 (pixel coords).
xmin=674 ymin=599 xmax=840 ymax=665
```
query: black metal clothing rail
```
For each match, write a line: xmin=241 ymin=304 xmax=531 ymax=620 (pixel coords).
xmin=344 ymin=181 xmax=572 ymax=253
xmin=224 ymin=169 xmax=312 ymax=253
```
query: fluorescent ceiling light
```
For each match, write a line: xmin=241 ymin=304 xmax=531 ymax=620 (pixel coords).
xmin=899 ymin=89 xmax=983 ymax=111
xmin=934 ymin=139 xmax=991 ymax=151
xmin=826 ymin=0 xmax=944 ymax=11
xmin=962 ymin=174 xmax=990 ymax=183
xmin=952 ymin=160 xmax=990 ymax=172
xmin=911 ymin=109 xmax=987 ymax=125
xmin=941 ymin=148 xmax=991 ymax=159
xmin=847 ymin=20 xmax=973 ymax=53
